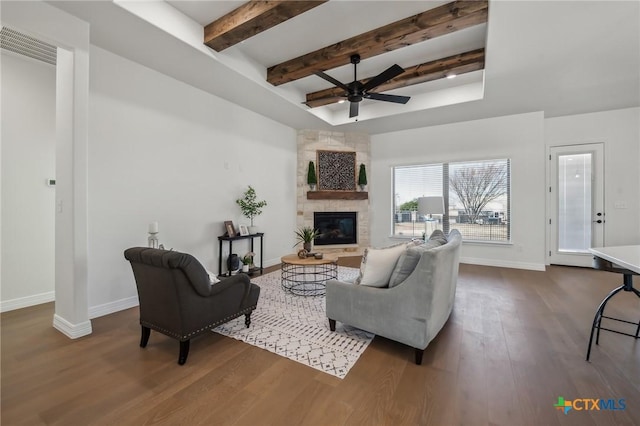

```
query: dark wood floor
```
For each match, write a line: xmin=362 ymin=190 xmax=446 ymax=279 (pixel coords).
xmin=2 ymin=263 xmax=638 ymax=425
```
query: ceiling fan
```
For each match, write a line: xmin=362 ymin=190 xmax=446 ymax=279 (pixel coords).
xmin=313 ymin=54 xmax=410 ymax=119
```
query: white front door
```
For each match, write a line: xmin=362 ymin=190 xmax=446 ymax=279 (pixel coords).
xmin=549 ymin=143 xmax=604 ymax=267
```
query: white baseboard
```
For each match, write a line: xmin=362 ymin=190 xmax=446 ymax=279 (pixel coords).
xmin=0 ymin=291 xmax=55 ymax=313
xmin=53 ymin=314 xmax=92 ymax=339
xmin=89 ymin=295 xmax=139 ymax=319
xmin=460 ymin=256 xmax=546 ymax=271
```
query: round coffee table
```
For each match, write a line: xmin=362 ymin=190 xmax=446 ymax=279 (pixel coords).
xmin=280 ymin=253 xmax=339 ymax=296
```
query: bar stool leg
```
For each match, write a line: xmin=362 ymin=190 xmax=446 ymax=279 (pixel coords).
xmin=586 ymin=285 xmax=625 ymax=361
xmin=624 ymin=276 xmax=640 ymax=338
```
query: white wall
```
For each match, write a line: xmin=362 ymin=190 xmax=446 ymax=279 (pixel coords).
xmin=87 ymin=46 xmax=297 ymax=317
xmin=545 ymin=107 xmax=640 ymax=245
xmin=1 ymin=52 xmax=56 ymax=311
xmin=2 ymin=0 xmax=93 ymax=338
xmin=370 ymin=112 xmax=547 ymax=270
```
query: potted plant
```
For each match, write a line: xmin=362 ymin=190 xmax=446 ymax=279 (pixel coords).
xmin=307 ymin=161 xmax=317 ymax=191
xmin=236 ymin=185 xmax=267 ymax=234
xmin=242 ymin=252 xmax=255 ymax=272
xmin=294 ymin=226 xmax=320 ymax=252
xmin=358 ymin=163 xmax=367 ymax=191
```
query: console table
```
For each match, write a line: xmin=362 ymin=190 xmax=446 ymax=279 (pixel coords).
xmin=218 ymin=233 xmax=264 ymax=277
xmin=586 ymin=245 xmax=640 ymax=361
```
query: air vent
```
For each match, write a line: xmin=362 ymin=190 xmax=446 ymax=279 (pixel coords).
xmin=1 ymin=27 xmax=56 ymax=66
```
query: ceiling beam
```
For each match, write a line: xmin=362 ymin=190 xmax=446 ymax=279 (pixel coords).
xmin=305 ymin=48 xmax=485 ymax=108
xmin=267 ymin=0 xmax=488 ymax=86
xmin=204 ymin=1 xmax=328 ymax=52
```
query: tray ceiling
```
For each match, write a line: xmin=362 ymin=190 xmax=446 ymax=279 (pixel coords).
xmin=168 ymin=0 xmax=489 ymax=123
xmin=46 ymin=1 xmax=640 ymax=134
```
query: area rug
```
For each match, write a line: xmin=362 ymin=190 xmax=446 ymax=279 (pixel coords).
xmin=213 ymin=266 xmax=374 ymax=379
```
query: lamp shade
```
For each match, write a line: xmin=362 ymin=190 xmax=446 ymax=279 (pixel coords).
xmin=418 ymin=196 xmax=444 ymax=216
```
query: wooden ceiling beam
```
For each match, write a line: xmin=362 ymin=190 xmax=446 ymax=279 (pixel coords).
xmin=204 ymin=1 xmax=328 ymax=52
xmin=305 ymin=48 xmax=485 ymax=108
xmin=267 ymin=0 xmax=488 ymax=86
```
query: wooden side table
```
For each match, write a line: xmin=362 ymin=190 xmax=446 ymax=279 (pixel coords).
xmin=280 ymin=253 xmax=339 ymax=296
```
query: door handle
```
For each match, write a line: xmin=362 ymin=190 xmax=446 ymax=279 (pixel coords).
xmin=593 ymin=212 xmax=604 ymax=223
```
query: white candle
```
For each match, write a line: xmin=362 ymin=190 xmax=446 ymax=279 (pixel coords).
xmin=148 ymin=221 xmax=158 ymax=233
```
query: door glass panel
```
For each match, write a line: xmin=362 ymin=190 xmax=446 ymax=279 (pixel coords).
xmin=558 ymin=153 xmax=592 ymax=253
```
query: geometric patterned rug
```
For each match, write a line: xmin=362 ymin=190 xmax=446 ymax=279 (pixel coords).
xmin=213 ymin=266 xmax=374 ymax=379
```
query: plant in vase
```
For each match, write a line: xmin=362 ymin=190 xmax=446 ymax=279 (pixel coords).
xmin=242 ymin=252 xmax=255 ymax=272
xmin=294 ymin=226 xmax=320 ymax=253
xmin=307 ymin=161 xmax=317 ymax=191
xmin=358 ymin=163 xmax=367 ymax=191
xmin=236 ymin=185 xmax=267 ymax=234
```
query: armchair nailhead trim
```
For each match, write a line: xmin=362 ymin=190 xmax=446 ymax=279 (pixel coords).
xmin=141 ymin=304 xmax=257 ymax=341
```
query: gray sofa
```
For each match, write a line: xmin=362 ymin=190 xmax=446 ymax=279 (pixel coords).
xmin=326 ymin=230 xmax=462 ymax=364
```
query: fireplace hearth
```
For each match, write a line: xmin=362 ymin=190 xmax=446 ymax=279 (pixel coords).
xmin=314 ymin=212 xmax=357 ymax=246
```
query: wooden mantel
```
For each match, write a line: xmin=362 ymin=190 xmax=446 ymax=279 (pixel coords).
xmin=307 ymin=191 xmax=368 ymax=200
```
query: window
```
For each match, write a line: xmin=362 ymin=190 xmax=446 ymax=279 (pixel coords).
xmin=393 ymin=159 xmax=511 ymax=242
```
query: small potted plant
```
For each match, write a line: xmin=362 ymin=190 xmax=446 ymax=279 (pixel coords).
xmin=242 ymin=252 xmax=255 ymax=273
xmin=358 ymin=163 xmax=367 ymax=191
xmin=294 ymin=226 xmax=320 ymax=252
xmin=236 ymin=185 xmax=267 ymax=234
xmin=307 ymin=161 xmax=317 ymax=191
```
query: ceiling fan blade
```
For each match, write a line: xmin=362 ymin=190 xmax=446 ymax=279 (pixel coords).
xmin=361 ymin=64 xmax=405 ymax=92
xmin=366 ymin=92 xmax=411 ymax=104
xmin=349 ymin=101 xmax=359 ymax=118
xmin=314 ymin=71 xmax=350 ymax=92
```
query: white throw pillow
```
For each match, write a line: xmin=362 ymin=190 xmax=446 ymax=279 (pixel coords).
xmin=356 ymin=243 xmax=407 ymax=287
xmin=206 ymin=270 xmax=221 ymax=285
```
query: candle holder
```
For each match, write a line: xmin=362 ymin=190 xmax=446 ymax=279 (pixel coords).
xmin=148 ymin=232 xmax=159 ymax=248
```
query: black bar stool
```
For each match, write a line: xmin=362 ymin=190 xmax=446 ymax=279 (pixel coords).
xmin=586 ymin=256 xmax=640 ymax=361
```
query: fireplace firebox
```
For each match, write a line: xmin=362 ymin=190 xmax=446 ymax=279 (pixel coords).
xmin=314 ymin=212 xmax=357 ymax=245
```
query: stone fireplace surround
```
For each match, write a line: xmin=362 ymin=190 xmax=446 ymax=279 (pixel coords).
xmin=297 ymin=130 xmax=370 ymax=256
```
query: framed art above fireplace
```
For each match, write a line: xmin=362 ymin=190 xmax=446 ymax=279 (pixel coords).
xmin=317 ymin=150 xmax=356 ymax=191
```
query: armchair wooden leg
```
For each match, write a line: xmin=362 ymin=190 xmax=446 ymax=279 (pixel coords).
xmin=140 ymin=326 xmax=151 ymax=348
xmin=329 ymin=319 xmax=336 ymax=331
xmin=414 ymin=348 xmax=424 ymax=365
xmin=245 ymin=312 xmax=252 ymax=328
xmin=178 ymin=340 xmax=190 ymax=365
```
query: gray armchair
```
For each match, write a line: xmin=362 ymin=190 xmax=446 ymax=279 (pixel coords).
xmin=124 ymin=247 xmax=260 ymax=365
xmin=326 ymin=230 xmax=462 ymax=364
